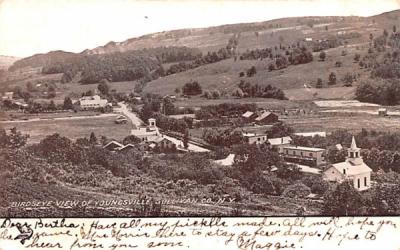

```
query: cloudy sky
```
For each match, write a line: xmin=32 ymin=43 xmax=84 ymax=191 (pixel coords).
xmin=0 ymin=0 xmax=399 ymax=57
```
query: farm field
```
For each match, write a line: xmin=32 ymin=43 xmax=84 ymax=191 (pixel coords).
xmin=284 ymin=86 xmax=356 ymax=101
xmin=0 ymin=115 xmax=131 ymax=143
xmin=143 ymin=43 xmax=369 ymax=98
xmin=174 ymin=96 xmax=313 ymax=110
xmin=59 ymin=80 xmax=138 ymax=98
xmin=314 ymin=100 xmax=380 ymax=107
xmin=0 ymin=110 xmax=102 ymax=121
xmin=283 ymin=113 xmax=400 ymax=133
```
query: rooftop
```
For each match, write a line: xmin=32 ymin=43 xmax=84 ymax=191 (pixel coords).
xmin=242 ymin=111 xmax=254 ymax=118
xmin=268 ymin=136 xmax=292 ymax=146
xmin=331 ymin=161 xmax=372 ymax=176
xmin=255 ymin=111 xmax=273 ymax=121
xmin=294 ymin=131 xmax=326 ymax=137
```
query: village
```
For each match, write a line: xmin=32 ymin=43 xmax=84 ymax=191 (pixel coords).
xmin=2 ymin=6 xmax=400 ymax=216
xmin=0 ymin=88 xmax=388 ymax=194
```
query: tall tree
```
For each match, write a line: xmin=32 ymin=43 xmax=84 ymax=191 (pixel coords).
xmin=98 ymin=80 xmax=110 ymax=95
xmin=319 ymin=51 xmax=326 ymax=61
xmin=323 ymin=181 xmax=365 ymax=216
xmin=328 ymin=72 xmax=337 ymax=85
xmin=89 ymin=132 xmax=97 ymax=145
xmin=183 ymin=128 xmax=189 ymax=149
xmin=63 ymin=97 xmax=74 ymax=110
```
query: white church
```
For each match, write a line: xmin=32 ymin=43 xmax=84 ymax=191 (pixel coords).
xmin=323 ymin=136 xmax=372 ymax=191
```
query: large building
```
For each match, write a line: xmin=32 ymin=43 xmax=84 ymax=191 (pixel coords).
xmin=282 ymin=145 xmax=326 ymax=167
xmin=79 ymin=95 xmax=108 ymax=109
xmin=131 ymin=118 xmax=161 ymax=142
xmin=323 ymin=137 xmax=372 ymax=191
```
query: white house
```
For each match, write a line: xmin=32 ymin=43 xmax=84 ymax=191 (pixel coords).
xmin=2 ymin=92 xmax=13 ymax=100
xmin=79 ymin=95 xmax=108 ymax=109
xmin=322 ymin=137 xmax=372 ymax=191
xmin=268 ymin=136 xmax=292 ymax=153
xmin=242 ymin=132 xmax=268 ymax=145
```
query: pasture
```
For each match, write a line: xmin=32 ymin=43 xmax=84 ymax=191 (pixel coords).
xmin=0 ymin=115 xmax=131 ymax=144
xmin=283 ymin=112 xmax=400 ymax=133
xmin=143 ymin=42 xmax=370 ymax=99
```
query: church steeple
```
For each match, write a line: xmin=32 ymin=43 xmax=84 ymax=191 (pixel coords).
xmin=347 ymin=136 xmax=363 ymax=165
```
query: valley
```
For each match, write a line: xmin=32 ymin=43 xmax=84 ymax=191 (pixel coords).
xmin=2 ymin=8 xmax=400 ymax=217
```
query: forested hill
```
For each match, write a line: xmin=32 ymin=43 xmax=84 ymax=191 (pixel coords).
xmin=8 ymin=51 xmax=78 ymax=72
xmin=8 ymin=46 xmax=203 ymax=84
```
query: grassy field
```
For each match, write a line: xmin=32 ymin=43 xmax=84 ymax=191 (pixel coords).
xmin=174 ymin=96 xmax=313 ymax=110
xmin=0 ymin=110 xmax=102 ymax=121
xmin=58 ymin=81 xmax=137 ymax=98
xmin=0 ymin=115 xmax=131 ymax=144
xmin=284 ymin=86 xmax=356 ymax=101
xmin=283 ymin=112 xmax=400 ymax=133
xmin=143 ymin=43 xmax=369 ymax=99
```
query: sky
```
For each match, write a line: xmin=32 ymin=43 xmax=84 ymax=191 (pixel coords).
xmin=0 ymin=0 xmax=399 ymax=58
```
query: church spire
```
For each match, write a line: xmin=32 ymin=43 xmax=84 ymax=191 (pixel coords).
xmin=347 ymin=136 xmax=363 ymax=165
xmin=350 ymin=136 xmax=358 ymax=150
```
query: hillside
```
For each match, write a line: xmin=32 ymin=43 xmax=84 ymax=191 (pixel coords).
xmin=4 ymin=9 xmax=400 ymax=102
xmin=85 ymin=16 xmax=365 ymax=55
xmin=0 ymin=55 xmax=20 ymax=70
xmin=8 ymin=51 xmax=79 ymax=72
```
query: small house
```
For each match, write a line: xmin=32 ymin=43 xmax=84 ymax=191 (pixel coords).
xmin=2 ymin=92 xmax=13 ymax=100
xmin=241 ymin=111 xmax=258 ymax=122
xmin=243 ymin=132 xmax=268 ymax=145
xmin=152 ymin=137 xmax=177 ymax=153
xmin=378 ymin=108 xmax=387 ymax=116
xmin=118 ymin=144 xmax=136 ymax=153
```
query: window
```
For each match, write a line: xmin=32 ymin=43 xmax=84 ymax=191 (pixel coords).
xmin=343 ymin=169 xmax=346 ymax=175
xmin=364 ymin=177 xmax=367 ymax=186
xmin=301 ymin=152 xmax=303 ymax=156
xmin=309 ymin=153 xmax=313 ymax=157
xmin=350 ymin=152 xmax=354 ymax=158
xmin=357 ymin=179 xmax=360 ymax=189
xmin=258 ymin=138 xmax=261 ymax=141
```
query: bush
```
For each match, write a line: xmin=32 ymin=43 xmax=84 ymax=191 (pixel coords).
xmin=246 ymin=66 xmax=257 ymax=77
xmin=182 ymin=81 xmax=202 ymax=95
xmin=319 ymin=51 xmax=326 ymax=61
xmin=282 ymin=182 xmax=311 ymax=198
xmin=328 ymin=72 xmax=337 ymax=85
xmin=301 ymin=175 xmax=330 ymax=195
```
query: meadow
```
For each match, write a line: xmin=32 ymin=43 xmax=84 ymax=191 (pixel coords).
xmin=143 ymin=43 xmax=369 ymax=98
xmin=0 ymin=115 xmax=131 ymax=143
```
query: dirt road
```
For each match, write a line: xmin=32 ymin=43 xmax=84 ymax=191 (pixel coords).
xmin=115 ymin=102 xmax=144 ymax=128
